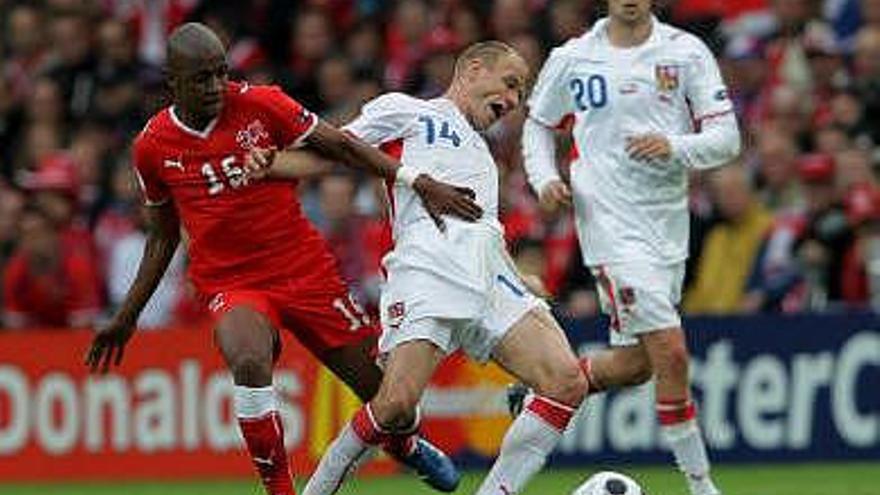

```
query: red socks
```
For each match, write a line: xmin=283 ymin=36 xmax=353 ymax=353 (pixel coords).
xmin=239 ymin=411 xmax=295 ymax=495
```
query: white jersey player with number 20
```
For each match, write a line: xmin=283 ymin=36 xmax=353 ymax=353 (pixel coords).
xmin=269 ymin=41 xmax=591 ymax=495
xmin=520 ymin=2 xmax=740 ymax=495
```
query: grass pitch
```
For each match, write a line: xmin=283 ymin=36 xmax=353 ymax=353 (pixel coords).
xmin=3 ymin=462 xmax=877 ymax=495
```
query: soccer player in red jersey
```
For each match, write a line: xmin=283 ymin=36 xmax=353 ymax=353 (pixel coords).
xmin=84 ymin=23 xmax=477 ymax=495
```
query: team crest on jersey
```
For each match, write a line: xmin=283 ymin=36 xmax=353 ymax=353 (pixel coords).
xmin=235 ymin=120 xmax=270 ymax=151
xmin=654 ymin=64 xmax=680 ymax=92
xmin=386 ymin=301 xmax=405 ymax=329
xmin=619 ymin=286 xmax=636 ymax=308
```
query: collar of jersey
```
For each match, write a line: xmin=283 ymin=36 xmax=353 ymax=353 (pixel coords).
xmin=596 ymin=14 xmax=661 ymax=51
xmin=169 ymin=105 xmax=221 ymax=139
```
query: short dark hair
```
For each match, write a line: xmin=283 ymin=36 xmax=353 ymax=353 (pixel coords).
xmin=454 ymin=40 xmax=519 ymax=75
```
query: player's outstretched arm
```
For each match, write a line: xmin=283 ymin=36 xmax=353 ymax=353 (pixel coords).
xmin=304 ymin=120 xmax=483 ymax=229
xmin=85 ymin=202 xmax=180 ymax=373
xmin=245 ymin=148 xmax=334 ymax=180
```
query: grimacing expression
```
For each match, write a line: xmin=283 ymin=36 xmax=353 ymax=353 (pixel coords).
xmin=608 ymin=0 xmax=652 ymax=24
xmin=464 ymin=54 xmax=529 ymax=130
xmin=169 ymin=54 xmax=228 ymax=120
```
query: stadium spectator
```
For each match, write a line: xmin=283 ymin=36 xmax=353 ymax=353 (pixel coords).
xmin=288 ymin=7 xmax=335 ymax=111
xmin=793 ymin=154 xmax=853 ymax=309
xmin=684 ymin=166 xmax=773 ymax=314
xmin=25 ymin=153 xmax=95 ymax=259
xmin=490 ymin=0 xmax=533 ymax=41
xmin=449 ymin=7 xmax=484 ymax=48
xmin=345 ymin=20 xmax=384 ymax=77
xmin=384 ymin=0 xmax=432 ymax=91
xmin=754 ymin=126 xmax=805 ymax=212
xmin=3 ymin=4 xmax=49 ymax=103
xmin=2 ymin=205 xmax=101 ymax=329
xmin=547 ymin=0 xmax=590 ymax=45
xmin=316 ymin=55 xmax=359 ymax=122
xmin=93 ymin=19 xmax=156 ymax=135
xmin=839 ymin=183 xmax=880 ymax=308
xmin=851 ymin=26 xmax=880 ymax=144
xmin=0 ymin=181 xmax=24 ymax=273
xmin=45 ymin=11 xmax=98 ymax=122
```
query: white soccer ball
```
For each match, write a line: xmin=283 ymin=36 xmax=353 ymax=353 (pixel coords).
xmin=572 ymin=471 xmax=644 ymax=495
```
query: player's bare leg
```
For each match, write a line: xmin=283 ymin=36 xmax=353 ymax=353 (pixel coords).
xmin=641 ymin=327 xmax=720 ymax=495
xmin=507 ymin=345 xmax=651 ymax=415
xmin=581 ymin=344 xmax=652 ymax=392
xmin=303 ymin=339 xmax=446 ymax=495
xmin=215 ymin=307 xmax=294 ymax=495
xmin=319 ymin=337 xmax=382 ymax=402
xmin=317 ymin=338 xmax=459 ymax=491
xmin=477 ymin=307 xmax=588 ymax=495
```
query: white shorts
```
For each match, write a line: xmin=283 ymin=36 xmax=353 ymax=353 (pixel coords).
xmin=590 ymin=261 xmax=685 ymax=346
xmin=379 ymin=242 xmax=546 ymax=363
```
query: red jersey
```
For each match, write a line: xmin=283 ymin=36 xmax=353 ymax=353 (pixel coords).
xmin=132 ymin=81 xmax=337 ymax=294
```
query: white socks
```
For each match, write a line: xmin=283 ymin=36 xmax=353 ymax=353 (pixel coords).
xmin=662 ymin=418 xmax=720 ymax=495
xmin=234 ymin=385 xmax=276 ymax=418
xmin=476 ymin=395 xmax=575 ymax=495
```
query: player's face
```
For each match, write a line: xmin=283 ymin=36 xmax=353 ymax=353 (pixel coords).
xmin=169 ymin=54 xmax=228 ymax=120
xmin=464 ymin=54 xmax=528 ymax=130
xmin=607 ymin=0 xmax=652 ymax=25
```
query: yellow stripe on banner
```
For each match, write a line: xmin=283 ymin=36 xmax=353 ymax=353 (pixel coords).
xmin=309 ymin=367 xmax=364 ymax=460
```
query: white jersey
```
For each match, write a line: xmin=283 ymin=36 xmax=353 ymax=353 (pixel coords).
xmin=344 ymin=93 xmax=506 ymax=318
xmin=527 ymin=17 xmax=737 ymax=266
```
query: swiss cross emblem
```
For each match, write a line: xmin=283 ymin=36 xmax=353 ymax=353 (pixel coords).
xmin=655 ymin=64 xmax=680 ymax=92
xmin=236 ymin=120 xmax=269 ymax=150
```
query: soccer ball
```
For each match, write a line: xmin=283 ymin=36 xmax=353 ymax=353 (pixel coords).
xmin=572 ymin=471 xmax=644 ymax=495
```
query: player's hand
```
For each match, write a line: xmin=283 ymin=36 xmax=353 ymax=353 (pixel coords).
xmin=626 ymin=134 xmax=672 ymax=163
xmin=539 ymin=180 xmax=572 ymax=213
xmin=85 ymin=314 xmax=137 ymax=373
xmin=412 ymin=174 xmax=483 ymax=231
xmin=244 ymin=147 xmax=277 ymax=182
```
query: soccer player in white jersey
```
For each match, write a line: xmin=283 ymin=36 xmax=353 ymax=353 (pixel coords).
xmin=255 ymin=41 xmax=589 ymax=495
xmin=519 ymin=2 xmax=740 ymax=495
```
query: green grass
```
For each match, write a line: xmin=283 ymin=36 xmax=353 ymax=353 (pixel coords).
xmin=4 ymin=463 xmax=878 ymax=495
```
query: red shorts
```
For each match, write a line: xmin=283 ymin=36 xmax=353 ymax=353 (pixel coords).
xmin=202 ymin=275 xmax=379 ymax=359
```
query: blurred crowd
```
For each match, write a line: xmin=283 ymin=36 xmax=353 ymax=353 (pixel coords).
xmin=0 ymin=0 xmax=879 ymax=330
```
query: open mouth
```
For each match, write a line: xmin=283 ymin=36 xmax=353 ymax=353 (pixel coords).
xmin=489 ymin=102 xmax=506 ymax=120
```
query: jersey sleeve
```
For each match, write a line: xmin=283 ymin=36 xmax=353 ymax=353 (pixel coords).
xmin=683 ymin=37 xmax=734 ymax=121
xmin=251 ymin=85 xmax=320 ymax=148
xmin=343 ymin=93 xmax=418 ymax=146
xmin=527 ymin=49 xmax=574 ymax=128
xmin=131 ymin=137 xmax=170 ymax=206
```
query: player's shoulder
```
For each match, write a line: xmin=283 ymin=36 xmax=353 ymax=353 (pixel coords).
xmin=133 ymin=109 xmax=172 ymax=151
xmin=543 ymin=21 xmax=607 ymax=68
xmin=548 ymin=30 xmax=595 ymax=61
xmin=365 ymin=92 xmax=426 ymax=113
xmin=229 ymin=81 xmax=289 ymax=106
xmin=656 ymin=21 xmax=714 ymax=57
xmin=361 ymin=92 xmax=431 ymax=123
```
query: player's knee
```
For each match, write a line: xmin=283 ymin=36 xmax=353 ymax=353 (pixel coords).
xmin=372 ymin=386 xmax=419 ymax=430
xmin=657 ymin=340 xmax=689 ymax=381
xmin=229 ymin=352 xmax=273 ymax=386
xmin=535 ymin=361 xmax=588 ymax=407
xmin=626 ymin=353 xmax=653 ymax=386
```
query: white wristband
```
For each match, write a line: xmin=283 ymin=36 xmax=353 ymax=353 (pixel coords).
xmin=395 ymin=166 xmax=420 ymax=188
